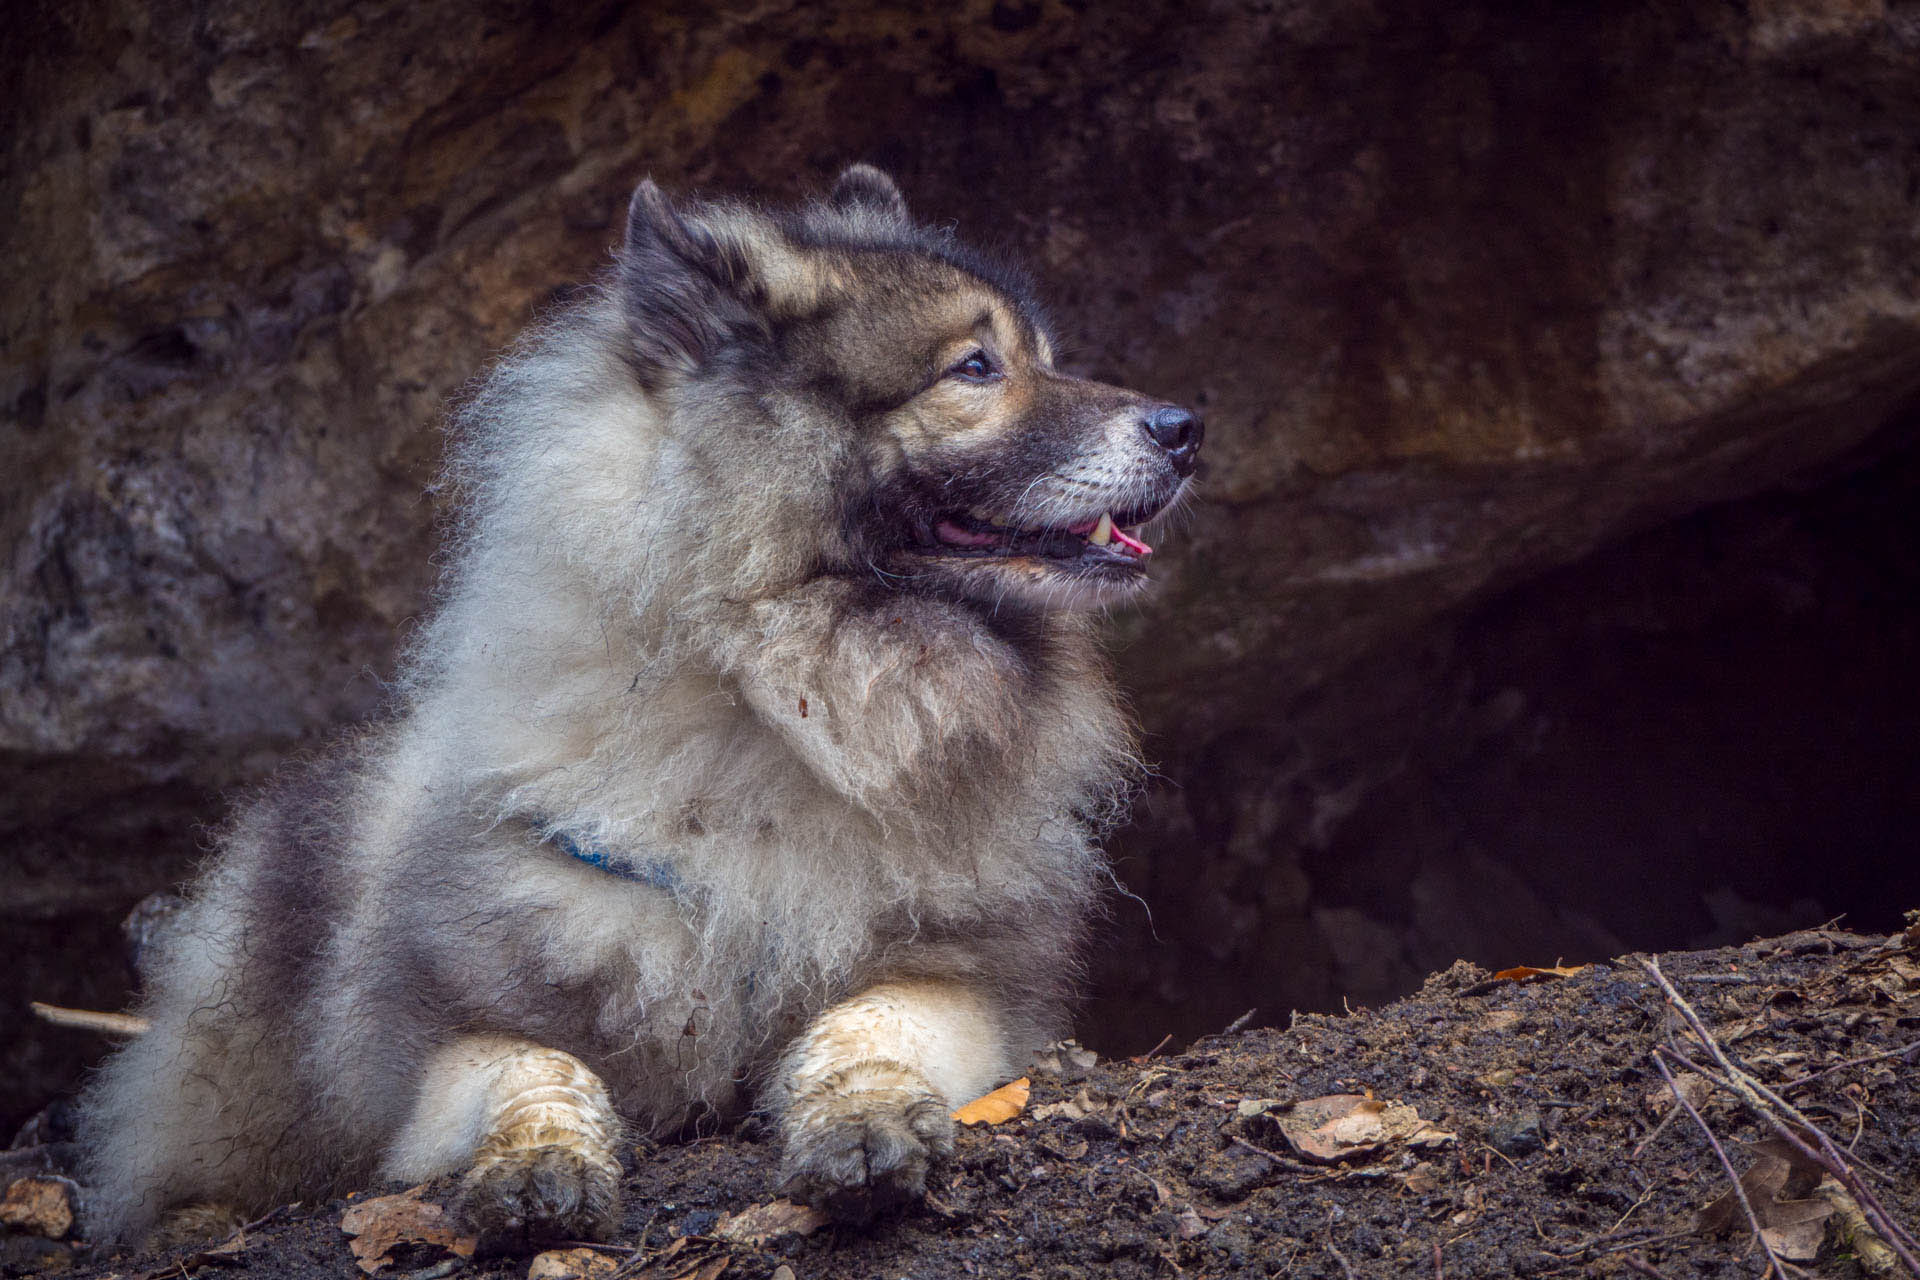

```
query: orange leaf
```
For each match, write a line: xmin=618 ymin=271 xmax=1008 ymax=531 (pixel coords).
xmin=1489 ymin=964 xmax=1588 ymax=984
xmin=952 ymin=1076 xmax=1030 ymax=1125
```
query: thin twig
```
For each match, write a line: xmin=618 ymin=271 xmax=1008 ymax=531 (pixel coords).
xmin=1644 ymin=963 xmax=1920 ymax=1278
xmin=1222 ymin=1008 xmax=1258 ymax=1036
xmin=1599 ymin=1184 xmax=1661 ymax=1239
xmin=1623 ymin=1256 xmax=1674 ymax=1279
xmin=1433 ymin=1239 xmax=1444 ymax=1279
xmin=1227 ymin=1132 xmax=1315 ymax=1171
xmin=1630 ymin=1097 xmax=1686 ymax=1159
xmin=1644 ymin=959 xmax=1887 ymax=1178
xmin=1326 ymin=1243 xmax=1358 ymax=1279
xmin=30 ymin=1001 xmax=150 ymax=1036
xmin=1662 ymin=1036 xmax=1920 ymax=1270
xmin=235 ymin=1203 xmax=294 ymax=1235
xmin=1477 ymin=1142 xmax=1520 ymax=1172
xmin=1660 ymin=1043 xmax=1889 ymax=1182
xmin=1781 ymin=1039 xmax=1920 ymax=1093
xmin=1641 ymin=958 xmax=1920 ymax=1275
xmin=555 ymin=1239 xmax=638 ymax=1253
xmin=1649 ymin=1048 xmax=1788 ymax=1278
xmin=1543 ymin=1227 xmax=1695 ymax=1261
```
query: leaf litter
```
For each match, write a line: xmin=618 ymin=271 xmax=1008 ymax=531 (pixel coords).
xmin=33 ymin=924 xmax=1920 ymax=1280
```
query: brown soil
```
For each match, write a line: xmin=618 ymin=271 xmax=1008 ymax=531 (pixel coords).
xmin=13 ymin=925 xmax=1917 ymax=1280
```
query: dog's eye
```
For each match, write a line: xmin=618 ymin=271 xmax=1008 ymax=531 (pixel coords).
xmin=947 ymin=350 xmax=1000 ymax=383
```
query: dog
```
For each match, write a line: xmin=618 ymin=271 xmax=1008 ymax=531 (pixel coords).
xmin=79 ymin=164 xmax=1202 ymax=1250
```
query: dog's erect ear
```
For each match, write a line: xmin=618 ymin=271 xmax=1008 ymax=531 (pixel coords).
xmin=829 ymin=164 xmax=910 ymax=225
xmin=620 ymin=178 xmax=768 ymax=379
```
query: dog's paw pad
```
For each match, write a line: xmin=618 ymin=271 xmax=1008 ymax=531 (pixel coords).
xmin=779 ymin=1072 xmax=954 ymax=1223
xmin=456 ymin=1144 xmax=620 ymax=1254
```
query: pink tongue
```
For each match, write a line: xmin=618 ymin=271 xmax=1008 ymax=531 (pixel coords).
xmin=935 ymin=519 xmax=1002 ymax=548
xmin=1112 ymin=527 xmax=1152 ymax=556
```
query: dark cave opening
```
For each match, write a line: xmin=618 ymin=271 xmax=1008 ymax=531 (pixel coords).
xmin=1089 ymin=424 xmax=1920 ymax=1053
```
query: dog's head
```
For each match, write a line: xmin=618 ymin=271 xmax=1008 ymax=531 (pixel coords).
xmin=618 ymin=166 xmax=1201 ymax=612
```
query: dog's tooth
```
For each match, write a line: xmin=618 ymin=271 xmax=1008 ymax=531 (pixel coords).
xmin=989 ymin=514 xmax=1010 ymax=528
xmin=1090 ymin=513 xmax=1114 ymax=546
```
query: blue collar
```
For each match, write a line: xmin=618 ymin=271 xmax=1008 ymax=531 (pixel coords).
xmin=546 ymin=828 xmax=684 ymax=895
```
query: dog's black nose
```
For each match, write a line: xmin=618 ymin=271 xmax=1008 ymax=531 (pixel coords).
xmin=1143 ymin=406 xmax=1203 ymax=476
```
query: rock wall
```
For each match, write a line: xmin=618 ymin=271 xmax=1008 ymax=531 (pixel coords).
xmin=7 ymin=0 xmax=1920 ymax=1123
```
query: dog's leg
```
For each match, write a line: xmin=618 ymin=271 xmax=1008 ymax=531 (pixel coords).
xmin=381 ymin=1036 xmax=623 ymax=1251
xmin=776 ymin=979 xmax=1010 ymax=1220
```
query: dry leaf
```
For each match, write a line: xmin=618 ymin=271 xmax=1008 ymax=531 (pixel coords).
xmin=952 ymin=1076 xmax=1030 ymax=1125
xmin=714 ymin=1199 xmax=829 ymax=1246
xmin=528 ymin=1246 xmax=619 ymax=1279
xmin=1173 ymin=1206 xmax=1208 ymax=1239
xmin=1031 ymin=1086 xmax=1103 ymax=1123
xmin=1030 ymin=1039 xmax=1099 ymax=1080
xmin=1643 ymin=1076 xmax=1711 ymax=1116
xmin=1038 ymin=1134 xmax=1089 ymax=1160
xmin=338 ymin=1185 xmax=476 ymax=1275
xmin=0 ymin=1176 xmax=75 ymax=1239
xmin=1696 ymin=1138 xmax=1833 ymax=1255
xmin=1488 ymin=963 xmax=1588 ymax=984
xmin=1400 ymin=1162 xmax=1444 ymax=1195
xmin=1760 ymin=1200 xmax=1837 ymax=1262
xmin=1271 ymin=1095 xmax=1456 ymax=1164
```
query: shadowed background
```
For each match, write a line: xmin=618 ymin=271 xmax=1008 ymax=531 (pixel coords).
xmin=6 ymin=0 xmax=1920 ymax=1132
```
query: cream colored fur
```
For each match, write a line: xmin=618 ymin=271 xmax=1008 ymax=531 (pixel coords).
xmin=79 ymin=168 xmax=1189 ymax=1248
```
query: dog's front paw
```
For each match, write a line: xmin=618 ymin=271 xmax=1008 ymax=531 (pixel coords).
xmin=456 ymin=1142 xmax=621 ymax=1254
xmin=778 ymin=1060 xmax=955 ymax=1223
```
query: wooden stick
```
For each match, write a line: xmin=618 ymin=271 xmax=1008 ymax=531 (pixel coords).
xmin=30 ymin=1002 xmax=150 ymax=1036
xmin=1649 ymin=1048 xmax=1787 ymax=1279
xmin=1781 ymin=1039 xmax=1920 ymax=1093
xmin=1641 ymin=958 xmax=1920 ymax=1277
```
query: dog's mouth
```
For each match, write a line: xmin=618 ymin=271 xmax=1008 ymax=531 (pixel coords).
xmin=911 ymin=501 xmax=1166 ymax=568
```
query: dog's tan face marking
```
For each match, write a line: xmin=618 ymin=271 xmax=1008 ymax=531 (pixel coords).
xmin=886 ymin=294 xmax=1046 ymax=449
xmin=813 ymin=263 xmax=1197 ymax=613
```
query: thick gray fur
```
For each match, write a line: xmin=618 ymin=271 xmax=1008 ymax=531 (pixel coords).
xmin=79 ymin=167 xmax=1165 ymax=1244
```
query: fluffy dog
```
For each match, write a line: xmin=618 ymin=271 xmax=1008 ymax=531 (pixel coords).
xmin=79 ymin=165 xmax=1202 ymax=1249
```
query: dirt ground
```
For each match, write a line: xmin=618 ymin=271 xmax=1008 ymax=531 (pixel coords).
xmin=8 ymin=922 xmax=1917 ymax=1280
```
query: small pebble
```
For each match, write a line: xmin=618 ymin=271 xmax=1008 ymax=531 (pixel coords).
xmin=1488 ymin=1108 xmax=1544 ymax=1158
